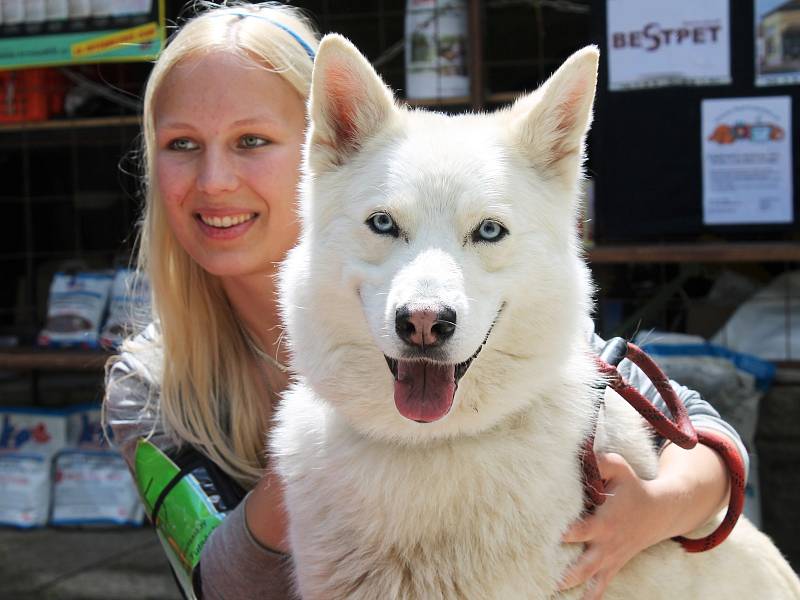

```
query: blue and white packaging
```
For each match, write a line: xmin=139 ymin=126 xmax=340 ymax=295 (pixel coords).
xmin=0 ymin=408 xmax=68 ymax=528
xmin=50 ymin=404 xmax=144 ymax=526
xmin=66 ymin=403 xmax=106 ymax=449
xmin=37 ymin=271 xmax=114 ymax=349
xmin=0 ymin=454 xmax=51 ymax=528
xmin=100 ymin=269 xmax=151 ymax=350
xmin=0 ymin=407 xmax=68 ymax=457
xmin=0 ymin=405 xmax=143 ymax=527
xmin=51 ymin=449 xmax=144 ymax=526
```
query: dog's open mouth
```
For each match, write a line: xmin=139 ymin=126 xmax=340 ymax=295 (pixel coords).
xmin=384 ymin=306 xmax=503 ymax=424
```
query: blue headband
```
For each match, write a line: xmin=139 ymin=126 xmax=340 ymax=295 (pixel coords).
xmin=220 ymin=11 xmax=316 ymax=61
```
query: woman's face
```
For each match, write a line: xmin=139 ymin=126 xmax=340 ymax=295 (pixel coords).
xmin=154 ymin=51 xmax=306 ymax=278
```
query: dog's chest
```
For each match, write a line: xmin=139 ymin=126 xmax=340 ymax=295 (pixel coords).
xmin=273 ymin=392 xmax=588 ymax=599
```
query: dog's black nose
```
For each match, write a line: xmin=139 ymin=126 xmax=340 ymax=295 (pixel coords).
xmin=395 ymin=305 xmax=456 ymax=348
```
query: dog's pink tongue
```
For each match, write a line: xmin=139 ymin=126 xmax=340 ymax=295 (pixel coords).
xmin=394 ymin=361 xmax=456 ymax=423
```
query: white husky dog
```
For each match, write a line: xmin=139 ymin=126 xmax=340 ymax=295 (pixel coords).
xmin=272 ymin=35 xmax=800 ymax=599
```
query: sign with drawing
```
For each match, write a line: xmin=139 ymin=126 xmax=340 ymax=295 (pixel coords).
xmin=606 ymin=0 xmax=730 ymax=91
xmin=701 ymin=96 xmax=794 ymax=225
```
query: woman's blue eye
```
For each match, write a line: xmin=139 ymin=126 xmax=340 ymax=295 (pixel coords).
xmin=168 ymin=138 xmax=198 ymax=151
xmin=367 ymin=212 xmax=399 ymax=237
xmin=473 ymin=219 xmax=508 ymax=243
xmin=240 ymin=135 xmax=268 ymax=148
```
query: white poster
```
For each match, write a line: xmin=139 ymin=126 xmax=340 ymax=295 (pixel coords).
xmin=755 ymin=0 xmax=800 ymax=87
xmin=607 ymin=0 xmax=730 ymax=91
xmin=702 ymin=96 xmax=794 ymax=225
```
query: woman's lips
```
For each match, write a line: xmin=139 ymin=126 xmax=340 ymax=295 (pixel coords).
xmin=194 ymin=212 xmax=258 ymax=240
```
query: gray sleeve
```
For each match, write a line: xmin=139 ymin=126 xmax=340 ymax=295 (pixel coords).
xmin=199 ymin=495 xmax=296 ymax=600
xmin=105 ymin=350 xmax=296 ymax=599
xmin=591 ymin=332 xmax=750 ymax=480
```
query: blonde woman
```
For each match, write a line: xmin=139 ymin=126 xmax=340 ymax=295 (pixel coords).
xmin=105 ymin=3 xmax=316 ymax=598
xmin=105 ymin=3 xmax=749 ymax=599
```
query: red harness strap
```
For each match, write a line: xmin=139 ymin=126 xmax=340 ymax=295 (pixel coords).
xmin=581 ymin=340 xmax=746 ymax=553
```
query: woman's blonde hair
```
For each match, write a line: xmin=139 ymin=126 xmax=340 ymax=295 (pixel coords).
xmin=120 ymin=2 xmax=318 ymax=487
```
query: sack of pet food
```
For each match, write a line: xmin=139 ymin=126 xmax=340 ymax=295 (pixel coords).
xmin=38 ymin=271 xmax=114 ymax=349
xmin=0 ymin=453 xmax=52 ymax=527
xmin=0 ymin=408 xmax=68 ymax=527
xmin=66 ymin=404 xmax=106 ymax=449
xmin=0 ymin=407 xmax=68 ymax=457
xmin=51 ymin=449 xmax=144 ymax=526
xmin=100 ymin=269 xmax=151 ymax=350
xmin=50 ymin=404 xmax=143 ymax=526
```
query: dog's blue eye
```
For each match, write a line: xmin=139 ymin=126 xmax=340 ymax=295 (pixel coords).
xmin=473 ymin=219 xmax=508 ymax=243
xmin=367 ymin=212 xmax=399 ymax=237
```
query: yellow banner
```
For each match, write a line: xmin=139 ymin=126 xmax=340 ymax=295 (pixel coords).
xmin=71 ymin=22 xmax=158 ymax=59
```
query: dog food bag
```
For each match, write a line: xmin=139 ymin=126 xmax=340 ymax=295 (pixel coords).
xmin=0 ymin=408 xmax=68 ymax=527
xmin=66 ymin=404 xmax=106 ymax=448
xmin=51 ymin=449 xmax=144 ymax=526
xmin=38 ymin=271 xmax=113 ymax=348
xmin=100 ymin=269 xmax=151 ymax=350
xmin=49 ymin=404 xmax=143 ymax=525
xmin=0 ymin=453 xmax=51 ymax=527
xmin=0 ymin=407 xmax=68 ymax=457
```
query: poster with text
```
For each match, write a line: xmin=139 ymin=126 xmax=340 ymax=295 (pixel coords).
xmin=607 ymin=0 xmax=730 ymax=91
xmin=755 ymin=0 xmax=800 ymax=86
xmin=0 ymin=0 xmax=165 ymax=70
xmin=702 ymin=96 xmax=794 ymax=225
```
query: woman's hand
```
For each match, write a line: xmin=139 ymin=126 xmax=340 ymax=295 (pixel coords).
xmin=559 ymin=438 xmax=731 ymax=599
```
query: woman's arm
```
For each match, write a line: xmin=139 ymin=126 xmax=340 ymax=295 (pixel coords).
xmin=200 ymin=498 xmax=294 ymax=600
xmin=559 ymin=333 xmax=749 ymax=599
xmin=105 ymin=356 xmax=295 ymax=600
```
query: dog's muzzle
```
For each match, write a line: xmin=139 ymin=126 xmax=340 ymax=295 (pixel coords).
xmin=384 ymin=304 xmax=503 ymax=423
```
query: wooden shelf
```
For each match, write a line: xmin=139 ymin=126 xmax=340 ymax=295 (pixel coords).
xmin=586 ymin=242 xmax=800 ymax=264
xmin=0 ymin=348 xmax=110 ymax=371
xmin=0 ymin=115 xmax=140 ymax=133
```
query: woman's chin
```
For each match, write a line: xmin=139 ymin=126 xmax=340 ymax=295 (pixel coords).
xmin=193 ymin=251 xmax=276 ymax=280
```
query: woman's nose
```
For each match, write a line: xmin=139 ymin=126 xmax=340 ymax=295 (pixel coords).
xmin=196 ymin=147 xmax=239 ymax=195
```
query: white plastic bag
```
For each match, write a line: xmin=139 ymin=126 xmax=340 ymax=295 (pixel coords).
xmin=713 ymin=270 xmax=800 ymax=361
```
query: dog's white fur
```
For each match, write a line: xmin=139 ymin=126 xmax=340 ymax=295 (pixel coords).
xmin=272 ymin=35 xmax=800 ymax=599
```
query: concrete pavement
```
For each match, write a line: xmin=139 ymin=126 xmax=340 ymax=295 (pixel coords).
xmin=0 ymin=526 xmax=181 ymax=600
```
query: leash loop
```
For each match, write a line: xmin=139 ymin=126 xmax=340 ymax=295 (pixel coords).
xmin=598 ymin=342 xmax=698 ymax=449
xmin=582 ymin=338 xmax=746 ymax=553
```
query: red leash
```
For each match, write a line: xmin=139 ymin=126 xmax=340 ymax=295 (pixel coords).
xmin=581 ymin=338 xmax=746 ymax=553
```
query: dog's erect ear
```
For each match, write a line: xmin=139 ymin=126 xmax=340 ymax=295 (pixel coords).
xmin=308 ymin=34 xmax=397 ymax=170
xmin=511 ymin=46 xmax=599 ymax=179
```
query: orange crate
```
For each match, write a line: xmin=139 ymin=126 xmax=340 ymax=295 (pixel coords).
xmin=0 ymin=69 xmax=67 ymax=123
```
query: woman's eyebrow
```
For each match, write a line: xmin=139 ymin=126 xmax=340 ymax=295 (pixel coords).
xmin=156 ymin=120 xmax=196 ymax=131
xmin=156 ymin=115 xmax=282 ymax=130
xmin=232 ymin=115 xmax=282 ymax=128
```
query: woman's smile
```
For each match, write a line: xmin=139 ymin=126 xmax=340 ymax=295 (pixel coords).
xmin=195 ymin=211 xmax=259 ymax=240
